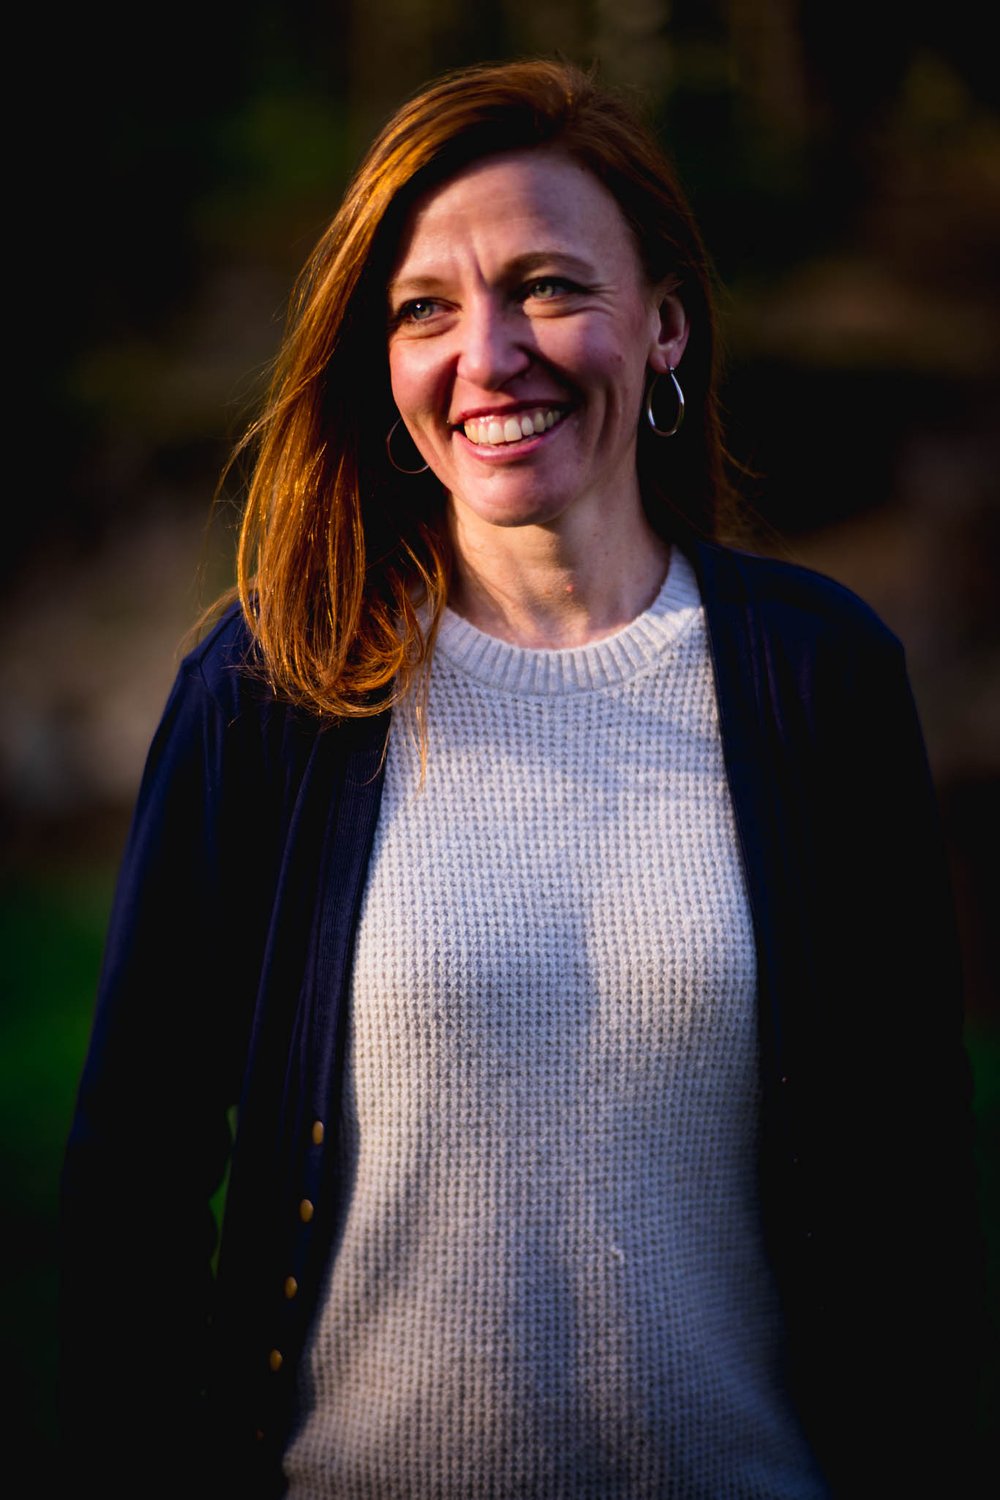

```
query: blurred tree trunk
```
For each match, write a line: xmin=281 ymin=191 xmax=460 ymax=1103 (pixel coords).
xmin=592 ymin=0 xmax=673 ymax=96
xmin=345 ymin=0 xmax=683 ymax=156
xmin=728 ymin=0 xmax=807 ymax=135
xmin=346 ymin=0 xmax=483 ymax=156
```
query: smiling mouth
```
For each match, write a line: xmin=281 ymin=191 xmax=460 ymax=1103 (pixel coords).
xmin=459 ymin=407 xmax=568 ymax=447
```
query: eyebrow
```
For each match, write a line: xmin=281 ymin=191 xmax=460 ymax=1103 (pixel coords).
xmin=387 ymin=250 xmax=597 ymax=301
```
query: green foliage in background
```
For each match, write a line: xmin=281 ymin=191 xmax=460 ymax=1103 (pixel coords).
xmin=2 ymin=872 xmax=114 ymax=1465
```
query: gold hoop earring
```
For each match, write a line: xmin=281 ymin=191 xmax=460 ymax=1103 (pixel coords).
xmin=645 ymin=367 xmax=685 ymax=438
xmin=386 ymin=416 xmax=430 ymax=475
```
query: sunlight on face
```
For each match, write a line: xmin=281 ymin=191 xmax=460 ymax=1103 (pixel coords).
xmin=387 ymin=148 xmax=687 ymax=542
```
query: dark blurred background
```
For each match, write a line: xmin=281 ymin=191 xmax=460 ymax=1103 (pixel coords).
xmin=5 ymin=0 xmax=997 ymax=1478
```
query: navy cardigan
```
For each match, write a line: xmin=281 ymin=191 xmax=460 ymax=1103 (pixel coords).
xmin=61 ymin=540 xmax=980 ymax=1497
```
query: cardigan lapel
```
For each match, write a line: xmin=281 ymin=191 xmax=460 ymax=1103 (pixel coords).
xmin=690 ymin=539 xmax=818 ymax=1098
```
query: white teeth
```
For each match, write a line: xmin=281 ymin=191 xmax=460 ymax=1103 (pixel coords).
xmin=462 ymin=408 xmax=565 ymax=446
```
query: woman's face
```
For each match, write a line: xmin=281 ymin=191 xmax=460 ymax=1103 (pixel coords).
xmin=386 ymin=148 xmax=688 ymax=541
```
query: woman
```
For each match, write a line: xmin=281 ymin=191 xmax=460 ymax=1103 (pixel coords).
xmin=62 ymin=60 xmax=978 ymax=1499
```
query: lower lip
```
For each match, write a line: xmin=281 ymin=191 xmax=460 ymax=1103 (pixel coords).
xmin=453 ymin=416 xmax=569 ymax=459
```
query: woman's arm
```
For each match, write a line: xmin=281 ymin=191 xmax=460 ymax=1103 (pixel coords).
xmin=779 ymin=605 xmax=982 ymax=1492
xmin=702 ymin=543 xmax=983 ymax=1491
xmin=59 ymin=623 xmax=267 ymax=1494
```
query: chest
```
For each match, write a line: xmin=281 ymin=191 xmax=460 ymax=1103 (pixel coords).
xmin=349 ymin=644 xmax=757 ymax=1102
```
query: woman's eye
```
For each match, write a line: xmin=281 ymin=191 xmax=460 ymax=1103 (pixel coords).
xmin=396 ymin=299 xmax=439 ymax=325
xmin=525 ymin=278 xmax=572 ymax=302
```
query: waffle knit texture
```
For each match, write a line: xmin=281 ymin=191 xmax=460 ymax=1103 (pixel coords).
xmin=283 ymin=550 xmax=828 ymax=1499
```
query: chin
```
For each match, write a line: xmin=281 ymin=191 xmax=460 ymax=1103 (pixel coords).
xmin=447 ymin=470 xmax=585 ymax=529
xmin=455 ymin=493 xmax=573 ymax=530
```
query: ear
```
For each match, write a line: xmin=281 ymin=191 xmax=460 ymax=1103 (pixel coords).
xmin=647 ymin=289 xmax=689 ymax=375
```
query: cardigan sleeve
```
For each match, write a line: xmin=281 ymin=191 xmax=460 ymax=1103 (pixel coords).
xmin=59 ymin=626 xmax=270 ymax=1495
xmin=699 ymin=544 xmax=983 ymax=1491
xmin=784 ymin=617 xmax=983 ymax=1492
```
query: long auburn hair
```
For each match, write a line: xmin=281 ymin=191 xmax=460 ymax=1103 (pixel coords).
xmin=228 ymin=58 xmax=735 ymax=721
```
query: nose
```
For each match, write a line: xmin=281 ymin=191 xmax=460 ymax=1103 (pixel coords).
xmin=456 ymin=296 xmax=532 ymax=391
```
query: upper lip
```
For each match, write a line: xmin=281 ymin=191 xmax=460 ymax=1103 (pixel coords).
xmin=450 ymin=399 xmax=571 ymax=427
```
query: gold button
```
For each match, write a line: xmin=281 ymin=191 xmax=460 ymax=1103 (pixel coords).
xmin=268 ymin=1349 xmax=283 ymax=1373
xmin=299 ymin=1198 xmax=314 ymax=1223
xmin=284 ymin=1276 xmax=298 ymax=1300
xmin=311 ymin=1120 xmax=325 ymax=1146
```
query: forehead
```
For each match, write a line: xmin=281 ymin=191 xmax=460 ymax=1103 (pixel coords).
xmin=389 ymin=147 xmax=644 ymax=284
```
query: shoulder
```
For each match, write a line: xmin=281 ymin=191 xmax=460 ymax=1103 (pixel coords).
xmin=175 ymin=602 xmax=264 ymax=717
xmin=144 ymin=603 xmax=305 ymax=787
xmin=689 ymin=539 xmax=902 ymax=664
xmin=164 ymin=603 xmax=386 ymax=772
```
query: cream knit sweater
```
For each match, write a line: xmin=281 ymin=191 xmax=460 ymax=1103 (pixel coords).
xmin=284 ymin=550 xmax=827 ymax=1499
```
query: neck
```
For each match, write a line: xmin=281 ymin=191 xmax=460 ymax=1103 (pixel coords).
xmin=446 ymin=499 xmax=671 ymax=649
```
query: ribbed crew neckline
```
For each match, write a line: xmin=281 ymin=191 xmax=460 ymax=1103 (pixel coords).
xmin=435 ymin=547 xmax=702 ymax=696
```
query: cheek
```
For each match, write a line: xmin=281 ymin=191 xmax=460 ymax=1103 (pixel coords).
xmin=584 ymin=334 xmax=646 ymax=401
xmin=555 ymin=314 xmax=649 ymax=385
xmin=387 ymin=347 xmax=412 ymax=412
xmin=388 ymin=346 xmax=434 ymax=418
